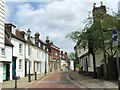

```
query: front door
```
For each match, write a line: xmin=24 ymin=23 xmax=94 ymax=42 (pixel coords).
xmin=25 ymin=61 xmax=27 ymax=77
xmin=12 ymin=57 xmax=16 ymax=79
xmin=52 ymin=62 xmax=54 ymax=71
xmin=6 ymin=64 xmax=10 ymax=80
xmin=3 ymin=64 xmax=6 ymax=81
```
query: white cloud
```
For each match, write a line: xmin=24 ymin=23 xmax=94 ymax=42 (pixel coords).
xmin=5 ymin=0 xmax=120 ymax=52
xmin=5 ymin=0 xmax=64 ymax=2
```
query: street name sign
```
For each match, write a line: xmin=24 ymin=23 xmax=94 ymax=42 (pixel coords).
xmin=112 ymin=27 xmax=117 ymax=42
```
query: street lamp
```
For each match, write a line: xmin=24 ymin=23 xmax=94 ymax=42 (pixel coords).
xmin=45 ymin=47 xmax=47 ymax=75
xmin=27 ymin=28 xmax=31 ymax=82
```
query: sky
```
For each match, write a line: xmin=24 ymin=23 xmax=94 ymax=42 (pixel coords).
xmin=5 ymin=0 xmax=120 ymax=53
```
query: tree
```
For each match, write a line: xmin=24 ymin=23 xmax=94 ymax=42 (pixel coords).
xmin=66 ymin=8 xmax=120 ymax=79
xmin=65 ymin=31 xmax=81 ymax=43
xmin=68 ymin=52 xmax=78 ymax=71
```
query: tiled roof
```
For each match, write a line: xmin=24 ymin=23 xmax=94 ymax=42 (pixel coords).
xmin=5 ymin=29 xmax=27 ymax=43
xmin=5 ymin=35 xmax=14 ymax=47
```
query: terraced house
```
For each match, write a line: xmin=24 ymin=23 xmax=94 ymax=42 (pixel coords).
xmin=4 ymin=23 xmax=49 ymax=81
xmin=5 ymin=23 xmax=27 ymax=79
xmin=0 ymin=22 xmax=70 ymax=83
xmin=60 ymin=51 xmax=71 ymax=71
xmin=45 ymin=36 xmax=60 ymax=72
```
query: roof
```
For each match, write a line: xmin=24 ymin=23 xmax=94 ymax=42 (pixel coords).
xmin=26 ymin=39 xmax=35 ymax=46
xmin=39 ymin=39 xmax=46 ymax=45
xmin=5 ymin=23 xmax=16 ymax=28
xmin=5 ymin=29 xmax=27 ymax=43
xmin=5 ymin=35 xmax=14 ymax=47
xmin=51 ymin=44 xmax=60 ymax=51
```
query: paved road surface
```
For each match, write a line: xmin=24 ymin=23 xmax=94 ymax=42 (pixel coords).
xmin=28 ymin=71 xmax=78 ymax=88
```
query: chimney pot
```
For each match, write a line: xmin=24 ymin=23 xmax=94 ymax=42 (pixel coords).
xmin=34 ymin=32 xmax=40 ymax=47
xmin=100 ymin=1 xmax=103 ymax=6
xmin=46 ymin=36 xmax=50 ymax=43
xmin=93 ymin=3 xmax=96 ymax=7
xmin=61 ymin=51 xmax=63 ymax=55
xmin=65 ymin=52 xmax=67 ymax=55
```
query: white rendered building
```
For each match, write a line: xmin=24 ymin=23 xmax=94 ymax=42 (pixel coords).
xmin=0 ymin=0 xmax=5 ymax=83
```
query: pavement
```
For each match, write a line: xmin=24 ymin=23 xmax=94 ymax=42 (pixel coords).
xmin=0 ymin=71 xmax=118 ymax=90
xmin=69 ymin=71 xmax=118 ymax=90
xmin=0 ymin=73 xmax=50 ymax=89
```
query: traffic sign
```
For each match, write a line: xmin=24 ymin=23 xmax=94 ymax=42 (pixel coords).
xmin=112 ymin=27 xmax=118 ymax=42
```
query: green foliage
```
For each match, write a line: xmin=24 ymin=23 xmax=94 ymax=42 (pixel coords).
xmin=66 ymin=10 xmax=119 ymax=63
xmin=75 ymin=64 xmax=80 ymax=68
xmin=68 ymin=52 xmax=75 ymax=61
xmin=65 ymin=31 xmax=80 ymax=43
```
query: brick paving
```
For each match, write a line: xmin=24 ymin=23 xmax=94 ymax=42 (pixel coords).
xmin=28 ymin=71 xmax=79 ymax=88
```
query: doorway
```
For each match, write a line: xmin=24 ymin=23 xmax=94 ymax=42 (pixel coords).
xmin=25 ymin=60 xmax=27 ymax=77
xmin=3 ymin=63 xmax=10 ymax=81
xmin=12 ymin=57 xmax=17 ymax=79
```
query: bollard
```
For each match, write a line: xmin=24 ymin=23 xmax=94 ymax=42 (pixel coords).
xmin=15 ymin=76 xmax=17 ymax=88
xmin=35 ymin=72 xmax=37 ymax=80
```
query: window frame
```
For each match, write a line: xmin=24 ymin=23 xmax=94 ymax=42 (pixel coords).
xmin=19 ymin=43 xmax=22 ymax=54
xmin=19 ymin=59 xmax=22 ymax=69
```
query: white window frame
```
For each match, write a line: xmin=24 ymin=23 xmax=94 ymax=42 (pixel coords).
xmin=1 ymin=48 xmax=5 ymax=56
xmin=19 ymin=59 xmax=22 ymax=69
xmin=19 ymin=43 xmax=22 ymax=54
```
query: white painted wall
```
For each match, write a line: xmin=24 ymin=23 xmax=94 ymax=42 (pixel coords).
xmin=5 ymin=46 xmax=13 ymax=80
xmin=41 ymin=51 xmax=45 ymax=73
xmin=70 ymin=60 xmax=74 ymax=70
xmin=0 ymin=63 xmax=3 ymax=83
xmin=11 ymin=38 xmax=26 ymax=78
xmin=0 ymin=0 xmax=4 ymax=48
xmin=25 ymin=42 xmax=47 ymax=75
xmin=0 ymin=45 xmax=13 ymax=83
xmin=4 ymin=46 xmax=12 ymax=62
xmin=0 ymin=0 xmax=5 ymax=83
xmin=61 ymin=59 xmax=66 ymax=71
xmin=95 ymin=53 xmax=103 ymax=67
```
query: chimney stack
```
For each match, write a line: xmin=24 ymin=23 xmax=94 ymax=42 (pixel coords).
xmin=61 ymin=51 xmax=63 ymax=55
xmin=35 ymin=32 xmax=40 ymax=47
xmin=50 ymin=41 xmax=53 ymax=45
xmin=46 ymin=36 xmax=50 ymax=43
xmin=65 ymin=52 xmax=67 ymax=55
xmin=93 ymin=3 xmax=96 ymax=8
xmin=100 ymin=1 xmax=103 ymax=6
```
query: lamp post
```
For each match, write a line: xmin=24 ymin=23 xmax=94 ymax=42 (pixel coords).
xmin=45 ymin=47 xmax=47 ymax=75
xmin=27 ymin=29 xmax=31 ymax=82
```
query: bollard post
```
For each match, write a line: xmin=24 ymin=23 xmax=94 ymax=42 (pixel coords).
xmin=35 ymin=72 xmax=37 ymax=80
xmin=15 ymin=76 xmax=17 ymax=88
xmin=14 ymin=69 xmax=17 ymax=89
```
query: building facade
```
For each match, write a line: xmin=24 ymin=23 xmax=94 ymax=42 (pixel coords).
xmin=60 ymin=51 xmax=71 ymax=71
xmin=0 ymin=0 xmax=5 ymax=83
xmin=45 ymin=36 xmax=60 ymax=72
xmin=5 ymin=24 xmax=27 ymax=79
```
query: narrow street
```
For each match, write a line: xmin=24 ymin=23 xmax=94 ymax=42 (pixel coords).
xmin=28 ymin=71 xmax=78 ymax=88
